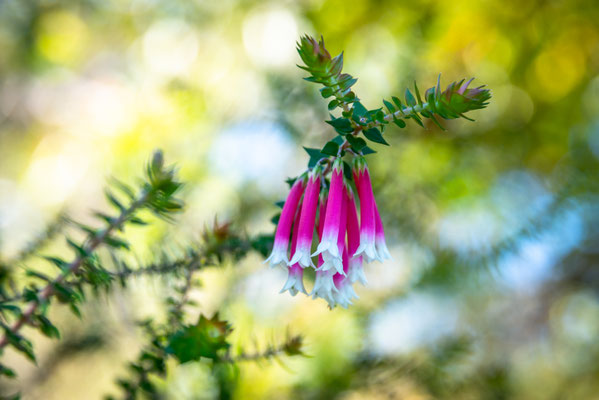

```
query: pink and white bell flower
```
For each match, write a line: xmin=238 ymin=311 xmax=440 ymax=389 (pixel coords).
xmin=280 ymin=202 xmax=307 ymax=296
xmin=374 ymin=201 xmax=392 ymax=261
xmin=331 ymin=248 xmax=359 ymax=308
xmin=281 ymin=264 xmax=308 ymax=296
xmin=265 ymin=174 xmax=306 ymax=268
xmin=312 ymin=267 xmax=338 ymax=307
xmin=312 ymin=206 xmax=339 ymax=304
xmin=313 ymin=158 xmax=345 ymax=272
xmin=289 ymin=167 xmax=321 ymax=268
xmin=352 ymin=157 xmax=379 ymax=263
xmin=346 ymin=187 xmax=367 ymax=285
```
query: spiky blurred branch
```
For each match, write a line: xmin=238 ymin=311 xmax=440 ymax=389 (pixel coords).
xmin=0 ymin=151 xmax=183 ymax=373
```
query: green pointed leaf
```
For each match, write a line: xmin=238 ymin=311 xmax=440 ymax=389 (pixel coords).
xmin=325 ymin=117 xmax=354 ymax=135
xmin=383 ymin=99 xmax=395 ymax=114
xmin=4 ymin=330 xmax=36 ymax=363
xmin=0 ymin=304 xmax=21 ymax=315
xmin=37 ymin=315 xmax=60 ymax=339
xmin=392 ymin=96 xmax=403 ymax=110
xmin=0 ymin=364 xmax=16 ymax=378
xmin=320 ymin=87 xmax=334 ymax=98
xmin=361 ymin=146 xmax=377 ymax=155
xmin=303 ymin=147 xmax=325 ymax=168
xmin=409 ymin=112 xmax=425 ymax=127
xmin=414 ymin=81 xmax=423 ymax=105
xmin=352 ymin=101 xmax=368 ymax=118
xmin=129 ymin=216 xmax=147 ymax=225
xmin=104 ymin=190 xmax=125 ymax=211
xmin=405 ymin=88 xmax=417 ymax=107
xmin=66 ymin=237 xmax=87 ymax=258
xmin=327 ymin=99 xmax=339 ymax=110
xmin=104 ymin=235 xmax=130 ymax=250
xmin=338 ymin=77 xmax=357 ymax=91
xmin=363 ymin=128 xmax=389 ymax=146
xmin=321 ymin=141 xmax=340 ymax=156
xmin=346 ymin=135 xmax=367 ymax=152
xmin=332 ymin=135 xmax=345 ymax=145
xmin=392 ymin=116 xmax=407 ymax=128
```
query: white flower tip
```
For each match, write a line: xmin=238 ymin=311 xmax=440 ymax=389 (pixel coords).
xmin=348 ymin=265 xmax=368 ymax=286
xmin=280 ymin=272 xmax=307 ymax=296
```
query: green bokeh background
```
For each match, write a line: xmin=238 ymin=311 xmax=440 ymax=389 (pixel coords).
xmin=1 ymin=0 xmax=599 ymax=398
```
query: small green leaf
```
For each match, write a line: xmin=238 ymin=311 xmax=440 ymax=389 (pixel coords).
xmin=409 ymin=112 xmax=425 ymax=127
xmin=0 ymin=304 xmax=21 ymax=315
xmin=4 ymin=330 xmax=36 ymax=363
xmin=66 ymin=237 xmax=87 ymax=258
xmin=303 ymin=147 xmax=325 ymax=168
xmin=104 ymin=235 xmax=130 ymax=250
xmin=392 ymin=96 xmax=403 ymax=111
xmin=352 ymin=102 xmax=368 ymax=118
xmin=363 ymin=128 xmax=389 ymax=146
xmin=37 ymin=315 xmax=60 ymax=339
xmin=346 ymin=135 xmax=367 ymax=152
xmin=405 ymin=88 xmax=417 ymax=107
xmin=321 ymin=141 xmax=340 ymax=156
xmin=271 ymin=213 xmax=280 ymax=225
xmin=414 ymin=81 xmax=424 ymax=105
xmin=332 ymin=135 xmax=345 ymax=145
xmin=362 ymin=146 xmax=376 ymax=155
xmin=392 ymin=116 xmax=407 ymax=128
xmin=325 ymin=117 xmax=353 ymax=134
xmin=104 ymin=190 xmax=125 ymax=211
xmin=327 ymin=99 xmax=339 ymax=110
xmin=0 ymin=364 xmax=17 ymax=378
xmin=129 ymin=216 xmax=147 ymax=225
xmin=320 ymin=87 xmax=334 ymax=98
xmin=383 ymin=99 xmax=395 ymax=114
xmin=338 ymin=77 xmax=357 ymax=91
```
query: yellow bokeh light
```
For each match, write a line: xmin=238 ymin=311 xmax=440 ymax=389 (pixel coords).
xmin=529 ymin=37 xmax=586 ymax=101
xmin=36 ymin=11 xmax=88 ymax=66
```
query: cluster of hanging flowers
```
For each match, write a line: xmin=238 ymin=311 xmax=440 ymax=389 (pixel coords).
xmin=265 ymin=156 xmax=391 ymax=308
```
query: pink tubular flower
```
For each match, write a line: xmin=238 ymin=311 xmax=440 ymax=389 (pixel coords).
xmin=374 ymin=201 xmax=392 ymax=261
xmin=346 ymin=187 xmax=367 ymax=285
xmin=352 ymin=157 xmax=379 ymax=263
xmin=313 ymin=158 xmax=344 ymax=268
xmin=265 ymin=175 xmax=306 ymax=268
xmin=321 ymin=181 xmax=348 ymax=275
xmin=289 ymin=167 xmax=321 ymax=268
xmin=280 ymin=207 xmax=307 ymax=296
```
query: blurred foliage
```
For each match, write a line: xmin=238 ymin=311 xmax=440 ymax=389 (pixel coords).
xmin=0 ymin=0 xmax=598 ymax=399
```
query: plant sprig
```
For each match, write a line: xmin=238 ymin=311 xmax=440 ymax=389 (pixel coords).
xmin=297 ymin=35 xmax=491 ymax=169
